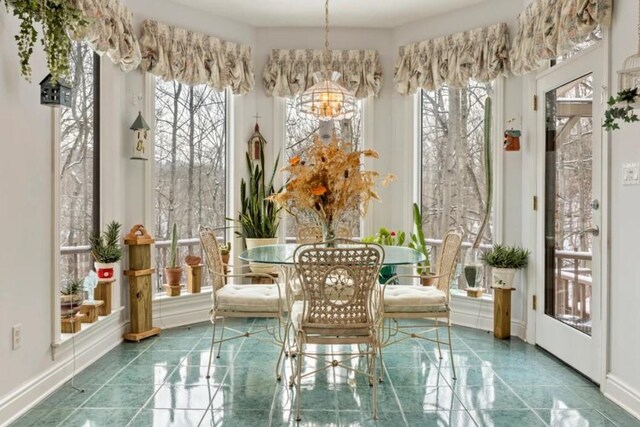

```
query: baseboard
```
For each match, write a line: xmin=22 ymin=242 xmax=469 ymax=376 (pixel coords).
xmin=450 ymin=291 xmax=526 ymax=339
xmin=0 ymin=315 xmax=126 ymax=426
xmin=152 ymin=289 xmax=212 ymax=330
xmin=604 ymin=374 xmax=640 ymax=421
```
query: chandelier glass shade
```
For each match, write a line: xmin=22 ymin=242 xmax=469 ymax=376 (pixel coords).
xmin=297 ymin=71 xmax=356 ymax=121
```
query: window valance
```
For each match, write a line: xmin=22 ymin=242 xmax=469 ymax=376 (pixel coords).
xmin=70 ymin=0 xmax=141 ymax=72
xmin=139 ymin=20 xmax=255 ymax=95
xmin=510 ymin=0 xmax=613 ymax=75
xmin=394 ymin=23 xmax=510 ymax=95
xmin=263 ymin=49 xmax=382 ymax=99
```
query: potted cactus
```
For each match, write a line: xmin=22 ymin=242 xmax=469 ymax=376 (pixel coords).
xmin=164 ymin=223 xmax=182 ymax=295
xmin=60 ymin=278 xmax=84 ymax=318
xmin=90 ymin=221 xmax=123 ymax=279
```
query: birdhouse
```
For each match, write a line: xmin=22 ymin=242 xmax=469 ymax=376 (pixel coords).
xmin=248 ymin=122 xmax=267 ymax=161
xmin=39 ymin=74 xmax=72 ymax=108
xmin=130 ymin=111 xmax=150 ymax=160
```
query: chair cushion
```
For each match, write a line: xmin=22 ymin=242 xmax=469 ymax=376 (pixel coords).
xmin=383 ymin=285 xmax=448 ymax=313
xmin=216 ymin=283 xmax=284 ymax=312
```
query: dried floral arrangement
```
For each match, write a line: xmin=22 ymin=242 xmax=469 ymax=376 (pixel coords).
xmin=271 ymin=135 xmax=395 ymax=233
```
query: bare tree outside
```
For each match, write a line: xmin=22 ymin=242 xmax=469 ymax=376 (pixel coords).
xmin=420 ymin=82 xmax=494 ymax=246
xmin=59 ymin=41 xmax=96 ymax=285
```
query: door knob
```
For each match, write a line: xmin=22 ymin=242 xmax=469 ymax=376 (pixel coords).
xmin=582 ymin=226 xmax=600 ymax=237
xmin=591 ymin=199 xmax=600 ymax=210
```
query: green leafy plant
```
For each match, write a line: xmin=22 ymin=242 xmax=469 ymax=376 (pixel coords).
xmin=168 ymin=223 xmax=179 ymax=269
xmin=2 ymin=0 xmax=87 ymax=82
xmin=90 ymin=221 xmax=122 ymax=263
xmin=481 ymin=244 xmax=530 ymax=269
xmin=407 ymin=203 xmax=431 ymax=275
xmin=219 ymin=242 xmax=231 ymax=256
xmin=603 ymin=88 xmax=639 ymax=131
xmin=236 ymin=145 xmax=282 ymax=240
xmin=61 ymin=278 xmax=83 ymax=296
xmin=362 ymin=227 xmax=406 ymax=246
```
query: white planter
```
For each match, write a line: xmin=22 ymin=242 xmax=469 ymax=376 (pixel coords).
xmin=245 ymin=238 xmax=278 ymax=274
xmin=94 ymin=262 xmax=117 ymax=280
xmin=492 ymin=268 xmax=517 ymax=289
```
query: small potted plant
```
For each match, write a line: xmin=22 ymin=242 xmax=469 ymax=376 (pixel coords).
xmin=90 ymin=221 xmax=123 ymax=279
xmin=407 ymin=203 xmax=435 ymax=286
xmin=481 ymin=244 xmax=530 ymax=289
xmin=165 ymin=223 xmax=182 ymax=295
xmin=363 ymin=227 xmax=405 ymax=284
xmin=60 ymin=278 xmax=84 ymax=318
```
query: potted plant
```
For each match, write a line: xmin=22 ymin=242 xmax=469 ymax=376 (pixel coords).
xmin=481 ymin=244 xmax=530 ymax=289
xmin=90 ymin=221 xmax=123 ymax=280
xmin=60 ymin=278 xmax=84 ymax=318
xmin=237 ymin=145 xmax=281 ymax=273
xmin=363 ymin=227 xmax=405 ymax=284
xmin=407 ymin=203 xmax=436 ymax=286
xmin=219 ymin=242 xmax=231 ymax=282
xmin=165 ymin=223 xmax=182 ymax=294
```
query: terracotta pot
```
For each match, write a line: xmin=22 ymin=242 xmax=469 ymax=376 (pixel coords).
xmin=420 ymin=274 xmax=439 ymax=286
xmin=504 ymin=130 xmax=521 ymax=151
xmin=221 ymin=253 xmax=230 ymax=284
xmin=94 ymin=262 xmax=116 ymax=279
xmin=165 ymin=267 xmax=182 ymax=286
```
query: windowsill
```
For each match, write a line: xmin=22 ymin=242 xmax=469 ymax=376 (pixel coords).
xmin=153 ymin=286 xmax=213 ymax=302
xmin=450 ymin=288 xmax=494 ymax=302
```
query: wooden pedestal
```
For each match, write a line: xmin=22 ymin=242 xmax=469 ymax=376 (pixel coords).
xmin=61 ymin=314 xmax=85 ymax=333
xmin=94 ymin=279 xmax=114 ymax=316
xmin=492 ymin=287 xmax=516 ymax=339
xmin=187 ymin=264 xmax=203 ymax=293
xmin=164 ymin=284 xmax=181 ymax=296
xmin=80 ymin=300 xmax=104 ymax=323
xmin=466 ymin=287 xmax=484 ymax=298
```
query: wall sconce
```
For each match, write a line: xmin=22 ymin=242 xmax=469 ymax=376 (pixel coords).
xmin=130 ymin=111 xmax=150 ymax=160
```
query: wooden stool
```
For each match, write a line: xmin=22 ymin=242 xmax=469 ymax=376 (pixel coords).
xmin=80 ymin=300 xmax=105 ymax=323
xmin=186 ymin=264 xmax=203 ymax=293
xmin=61 ymin=314 xmax=85 ymax=333
xmin=94 ymin=279 xmax=114 ymax=316
xmin=492 ymin=287 xmax=516 ymax=339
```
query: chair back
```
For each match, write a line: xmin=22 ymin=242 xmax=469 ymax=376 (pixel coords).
xmin=199 ymin=226 xmax=226 ymax=292
xmin=294 ymin=239 xmax=383 ymax=334
xmin=434 ymin=227 xmax=464 ymax=298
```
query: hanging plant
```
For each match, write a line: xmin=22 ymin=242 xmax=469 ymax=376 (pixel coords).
xmin=603 ymin=88 xmax=639 ymax=131
xmin=2 ymin=0 xmax=86 ymax=82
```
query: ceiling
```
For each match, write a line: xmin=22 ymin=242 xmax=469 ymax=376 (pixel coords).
xmin=169 ymin=0 xmax=488 ymax=28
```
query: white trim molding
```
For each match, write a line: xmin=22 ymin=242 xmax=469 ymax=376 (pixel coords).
xmin=450 ymin=291 xmax=526 ymax=339
xmin=604 ymin=374 xmax=640 ymax=421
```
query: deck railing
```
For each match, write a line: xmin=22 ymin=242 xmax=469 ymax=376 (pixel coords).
xmin=60 ymin=245 xmax=93 ymax=284
xmin=553 ymin=250 xmax=592 ymax=333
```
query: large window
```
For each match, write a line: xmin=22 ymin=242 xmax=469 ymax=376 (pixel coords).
xmin=284 ymin=97 xmax=363 ymax=239
xmin=59 ymin=41 xmax=99 ymax=285
xmin=154 ymin=80 xmax=227 ymax=287
xmin=419 ymin=82 xmax=494 ymax=248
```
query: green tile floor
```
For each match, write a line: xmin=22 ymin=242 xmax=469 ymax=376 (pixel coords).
xmin=10 ymin=319 xmax=640 ymax=426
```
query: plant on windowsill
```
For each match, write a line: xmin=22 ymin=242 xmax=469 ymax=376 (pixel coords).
xmin=363 ymin=227 xmax=406 ymax=284
xmin=481 ymin=244 xmax=530 ymax=289
xmin=603 ymin=88 xmax=639 ymax=131
xmin=60 ymin=278 xmax=84 ymax=318
xmin=165 ymin=222 xmax=182 ymax=295
xmin=407 ymin=203 xmax=435 ymax=286
xmin=90 ymin=221 xmax=122 ymax=280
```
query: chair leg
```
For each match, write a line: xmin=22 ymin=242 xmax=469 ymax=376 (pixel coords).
xmin=206 ymin=319 xmax=217 ymax=379
xmin=295 ymin=347 xmax=303 ymax=421
xmin=377 ymin=343 xmax=386 ymax=383
xmin=435 ymin=317 xmax=443 ymax=359
xmin=276 ymin=321 xmax=289 ymax=382
xmin=216 ymin=317 xmax=226 ymax=359
xmin=372 ymin=353 xmax=378 ymax=420
xmin=447 ymin=320 xmax=457 ymax=380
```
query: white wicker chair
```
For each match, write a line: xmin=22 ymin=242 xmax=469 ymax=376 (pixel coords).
xmin=289 ymin=239 xmax=383 ymax=421
xmin=379 ymin=227 xmax=464 ymax=381
xmin=199 ymin=226 xmax=286 ymax=380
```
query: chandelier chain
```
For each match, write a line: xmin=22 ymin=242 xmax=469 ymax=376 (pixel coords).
xmin=325 ymin=0 xmax=330 ymax=52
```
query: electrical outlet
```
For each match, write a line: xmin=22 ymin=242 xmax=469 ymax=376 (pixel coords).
xmin=622 ymin=163 xmax=640 ymax=185
xmin=12 ymin=324 xmax=22 ymax=350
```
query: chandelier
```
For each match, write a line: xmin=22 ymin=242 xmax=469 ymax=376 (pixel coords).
xmin=297 ymin=0 xmax=356 ymax=122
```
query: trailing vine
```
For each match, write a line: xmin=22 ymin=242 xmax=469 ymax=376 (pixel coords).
xmin=2 ymin=0 xmax=86 ymax=82
xmin=603 ymin=87 xmax=640 ymax=131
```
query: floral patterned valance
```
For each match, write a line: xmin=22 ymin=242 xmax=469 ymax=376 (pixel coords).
xmin=263 ymin=49 xmax=382 ymax=99
xmin=139 ymin=20 xmax=255 ymax=95
xmin=510 ymin=0 xmax=613 ymax=75
xmin=70 ymin=0 xmax=141 ymax=72
xmin=394 ymin=23 xmax=510 ymax=95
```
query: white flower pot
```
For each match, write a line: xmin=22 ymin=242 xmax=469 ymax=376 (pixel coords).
xmin=245 ymin=238 xmax=278 ymax=274
xmin=492 ymin=268 xmax=517 ymax=289
xmin=94 ymin=262 xmax=117 ymax=280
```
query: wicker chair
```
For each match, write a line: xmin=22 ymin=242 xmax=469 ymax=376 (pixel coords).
xmin=289 ymin=239 xmax=383 ymax=420
xmin=199 ymin=226 xmax=286 ymax=380
xmin=379 ymin=227 xmax=464 ymax=381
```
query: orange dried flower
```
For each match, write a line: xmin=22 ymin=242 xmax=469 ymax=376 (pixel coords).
xmin=311 ymin=185 xmax=327 ymax=196
xmin=289 ymin=155 xmax=301 ymax=166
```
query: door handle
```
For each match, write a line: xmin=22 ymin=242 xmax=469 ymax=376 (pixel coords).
xmin=582 ymin=226 xmax=600 ymax=237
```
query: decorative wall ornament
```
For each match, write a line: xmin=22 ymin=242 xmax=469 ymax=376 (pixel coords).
xmin=139 ymin=20 xmax=255 ymax=95
xmin=263 ymin=49 xmax=383 ymax=99
xmin=70 ymin=0 xmax=141 ymax=72
xmin=510 ymin=0 xmax=613 ymax=75
xmin=248 ymin=115 xmax=267 ymax=161
xmin=40 ymin=74 xmax=72 ymax=108
xmin=394 ymin=22 xmax=510 ymax=95
xmin=618 ymin=0 xmax=640 ymax=94
xmin=130 ymin=111 xmax=150 ymax=160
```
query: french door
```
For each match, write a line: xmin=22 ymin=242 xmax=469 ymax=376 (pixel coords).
xmin=535 ymin=46 xmax=603 ymax=383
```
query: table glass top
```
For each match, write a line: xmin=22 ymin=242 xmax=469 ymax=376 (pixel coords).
xmin=239 ymin=244 xmax=425 ymax=266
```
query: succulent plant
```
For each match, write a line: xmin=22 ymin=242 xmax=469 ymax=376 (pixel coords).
xmin=90 ymin=221 xmax=122 ymax=263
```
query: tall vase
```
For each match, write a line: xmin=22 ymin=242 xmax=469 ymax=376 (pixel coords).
xmin=463 ymin=248 xmax=484 ymax=288
xmin=321 ymin=220 xmax=336 ymax=247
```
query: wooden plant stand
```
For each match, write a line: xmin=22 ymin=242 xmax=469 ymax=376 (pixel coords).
xmin=123 ymin=225 xmax=161 ymax=342
xmin=80 ymin=300 xmax=104 ymax=323
xmin=61 ymin=314 xmax=85 ymax=333
xmin=94 ymin=279 xmax=114 ymax=316
xmin=466 ymin=287 xmax=484 ymax=298
xmin=186 ymin=264 xmax=203 ymax=293
xmin=164 ymin=284 xmax=181 ymax=297
xmin=492 ymin=286 xmax=516 ymax=339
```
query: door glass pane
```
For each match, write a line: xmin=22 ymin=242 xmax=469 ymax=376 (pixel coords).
xmin=544 ymin=74 xmax=594 ymax=336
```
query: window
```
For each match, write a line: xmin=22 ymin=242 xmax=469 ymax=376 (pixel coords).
xmin=419 ymin=81 xmax=494 ymax=279
xmin=59 ymin=41 xmax=99 ymax=285
xmin=284 ymin=96 xmax=363 ymax=240
xmin=154 ymin=80 xmax=227 ymax=289
xmin=552 ymin=27 xmax=602 ymax=66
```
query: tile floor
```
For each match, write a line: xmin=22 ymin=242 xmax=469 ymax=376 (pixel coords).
xmin=11 ymin=319 xmax=640 ymax=426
